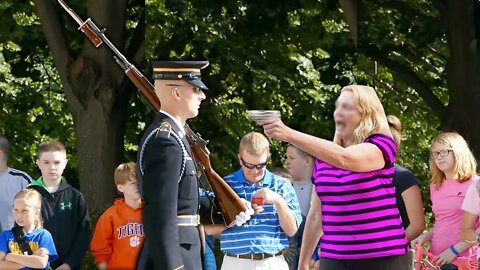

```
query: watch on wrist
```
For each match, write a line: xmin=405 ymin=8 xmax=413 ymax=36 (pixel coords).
xmin=476 ymin=233 xmax=480 ymax=244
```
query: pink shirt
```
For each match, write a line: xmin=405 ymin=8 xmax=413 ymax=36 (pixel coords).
xmin=462 ymin=177 xmax=480 ymax=215
xmin=430 ymin=178 xmax=474 ymax=259
xmin=461 ymin=177 xmax=480 ymax=262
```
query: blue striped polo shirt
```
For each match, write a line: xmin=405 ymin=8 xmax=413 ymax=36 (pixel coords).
xmin=220 ymin=169 xmax=302 ymax=255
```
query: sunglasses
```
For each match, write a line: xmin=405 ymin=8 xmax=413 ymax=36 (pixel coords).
xmin=240 ymin=157 xmax=268 ymax=170
xmin=166 ymin=84 xmax=202 ymax=93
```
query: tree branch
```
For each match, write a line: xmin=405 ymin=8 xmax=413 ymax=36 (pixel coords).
xmin=116 ymin=5 xmax=146 ymax=104
xmin=127 ymin=7 xmax=146 ymax=66
xmin=369 ymin=43 xmax=444 ymax=77
xmin=426 ymin=44 xmax=448 ymax=61
xmin=382 ymin=0 xmax=438 ymax=22
xmin=442 ymin=0 xmax=477 ymax=61
xmin=339 ymin=0 xmax=357 ymax=48
xmin=32 ymin=0 xmax=82 ymax=115
xmin=359 ymin=44 xmax=446 ymax=120
xmin=85 ymin=0 xmax=126 ymax=81
xmin=475 ymin=1 xmax=480 ymax=42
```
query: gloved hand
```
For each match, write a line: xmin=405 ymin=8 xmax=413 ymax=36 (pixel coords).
xmin=235 ymin=199 xmax=255 ymax=226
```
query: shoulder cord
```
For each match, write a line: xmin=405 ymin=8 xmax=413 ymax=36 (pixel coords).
xmin=139 ymin=127 xmax=187 ymax=183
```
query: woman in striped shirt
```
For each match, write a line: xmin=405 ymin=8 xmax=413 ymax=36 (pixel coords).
xmin=263 ymin=85 xmax=409 ymax=270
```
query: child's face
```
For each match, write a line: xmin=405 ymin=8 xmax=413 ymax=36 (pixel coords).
xmin=284 ymin=146 xmax=308 ymax=182
xmin=36 ymin=151 xmax=67 ymax=182
xmin=431 ymin=142 xmax=455 ymax=176
xmin=12 ymin=198 xmax=37 ymax=229
xmin=117 ymin=179 xmax=141 ymax=201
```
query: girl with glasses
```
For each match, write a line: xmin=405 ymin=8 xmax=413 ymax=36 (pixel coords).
xmin=412 ymin=132 xmax=478 ymax=269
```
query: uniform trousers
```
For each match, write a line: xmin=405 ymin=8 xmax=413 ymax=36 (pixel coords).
xmin=136 ymin=241 xmax=202 ymax=270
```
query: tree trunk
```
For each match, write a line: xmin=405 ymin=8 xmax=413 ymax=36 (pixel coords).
xmin=352 ymin=0 xmax=480 ymax=157
xmin=33 ymin=0 xmax=133 ymax=211
xmin=339 ymin=0 xmax=357 ymax=47
xmin=62 ymin=53 xmax=128 ymax=210
xmin=441 ymin=0 xmax=480 ymax=157
xmin=73 ymin=93 xmax=125 ymax=210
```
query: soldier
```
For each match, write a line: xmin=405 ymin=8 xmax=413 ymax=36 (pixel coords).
xmin=136 ymin=61 xmax=251 ymax=270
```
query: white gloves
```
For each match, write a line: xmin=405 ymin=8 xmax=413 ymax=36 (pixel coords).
xmin=235 ymin=199 xmax=255 ymax=227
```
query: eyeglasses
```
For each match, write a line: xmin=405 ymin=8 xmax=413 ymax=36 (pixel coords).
xmin=430 ymin=149 xmax=453 ymax=159
xmin=240 ymin=157 xmax=268 ymax=170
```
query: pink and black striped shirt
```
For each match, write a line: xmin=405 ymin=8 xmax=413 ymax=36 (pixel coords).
xmin=312 ymin=133 xmax=408 ymax=260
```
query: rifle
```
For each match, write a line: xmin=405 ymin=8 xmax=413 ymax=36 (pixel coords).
xmin=58 ymin=0 xmax=246 ymax=227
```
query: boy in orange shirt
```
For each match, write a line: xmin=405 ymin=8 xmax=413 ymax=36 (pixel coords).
xmin=90 ymin=162 xmax=144 ymax=270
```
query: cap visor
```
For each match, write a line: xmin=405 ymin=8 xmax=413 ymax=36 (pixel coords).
xmin=186 ymin=79 xmax=208 ymax=91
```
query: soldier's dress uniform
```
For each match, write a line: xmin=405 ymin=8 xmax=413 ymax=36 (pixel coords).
xmin=136 ymin=61 xmax=209 ymax=270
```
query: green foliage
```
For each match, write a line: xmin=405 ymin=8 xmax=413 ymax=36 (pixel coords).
xmin=2 ymin=0 xmax=459 ymax=230
xmin=145 ymin=0 xmax=356 ymax=174
xmin=0 ymin=40 xmax=78 ymax=186
xmin=355 ymin=0 xmax=471 ymax=219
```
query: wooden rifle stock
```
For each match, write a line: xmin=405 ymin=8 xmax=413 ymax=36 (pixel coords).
xmin=58 ymin=0 xmax=246 ymax=227
xmin=185 ymin=125 xmax=247 ymax=228
xmin=124 ymin=67 xmax=161 ymax=110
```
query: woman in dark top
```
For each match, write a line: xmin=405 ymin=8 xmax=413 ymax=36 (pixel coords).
xmin=388 ymin=115 xmax=425 ymax=242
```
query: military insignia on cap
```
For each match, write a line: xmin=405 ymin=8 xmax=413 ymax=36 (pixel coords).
xmin=152 ymin=60 xmax=210 ymax=91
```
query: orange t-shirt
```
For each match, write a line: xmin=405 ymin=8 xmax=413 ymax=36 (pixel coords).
xmin=90 ymin=198 xmax=144 ymax=269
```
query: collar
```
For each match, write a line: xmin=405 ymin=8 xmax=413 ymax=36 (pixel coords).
xmin=160 ymin=110 xmax=185 ymax=135
xmin=34 ymin=176 xmax=65 ymax=189
xmin=233 ymin=168 xmax=273 ymax=187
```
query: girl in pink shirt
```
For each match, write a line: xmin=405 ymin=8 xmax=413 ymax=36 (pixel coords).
xmin=412 ymin=132 xmax=477 ymax=269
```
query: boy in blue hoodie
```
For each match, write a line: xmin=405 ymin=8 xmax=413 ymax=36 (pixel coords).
xmin=29 ymin=140 xmax=90 ymax=270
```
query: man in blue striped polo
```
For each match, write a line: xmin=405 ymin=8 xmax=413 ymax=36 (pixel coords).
xmin=219 ymin=132 xmax=302 ymax=270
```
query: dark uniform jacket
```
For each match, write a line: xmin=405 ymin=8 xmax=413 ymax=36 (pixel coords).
xmin=136 ymin=112 xmax=201 ymax=270
xmin=28 ymin=178 xmax=91 ymax=270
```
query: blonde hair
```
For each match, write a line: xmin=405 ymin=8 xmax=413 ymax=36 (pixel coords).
xmin=387 ymin=115 xmax=402 ymax=148
xmin=114 ymin=162 xmax=137 ymax=186
xmin=14 ymin=189 xmax=43 ymax=228
xmin=429 ymin=132 xmax=477 ymax=190
xmin=333 ymin=85 xmax=391 ymax=146
xmin=239 ymin=132 xmax=270 ymax=156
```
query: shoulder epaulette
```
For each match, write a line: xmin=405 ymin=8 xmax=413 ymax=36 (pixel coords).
xmin=156 ymin=121 xmax=172 ymax=138
xmin=139 ymin=122 xmax=187 ymax=183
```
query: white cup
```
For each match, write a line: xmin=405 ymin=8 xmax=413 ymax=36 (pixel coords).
xmin=247 ymin=110 xmax=281 ymax=126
